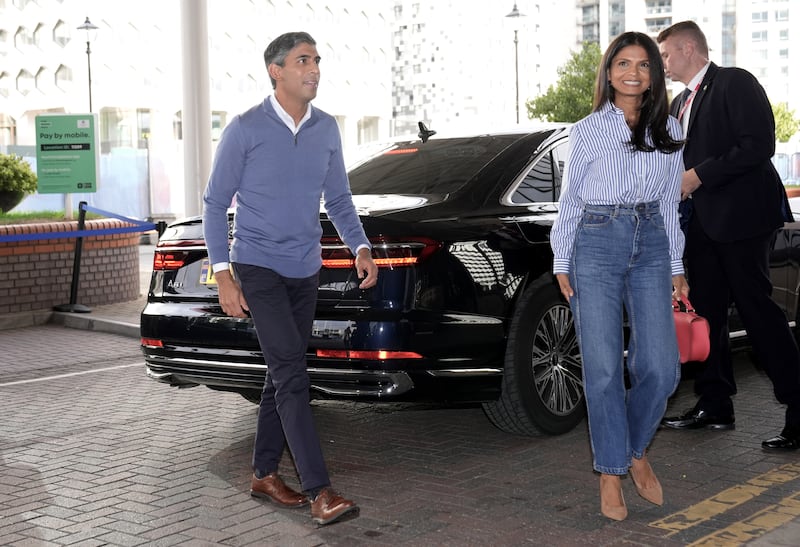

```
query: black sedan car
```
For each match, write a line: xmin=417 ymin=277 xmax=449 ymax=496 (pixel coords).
xmin=140 ymin=123 xmax=800 ymax=437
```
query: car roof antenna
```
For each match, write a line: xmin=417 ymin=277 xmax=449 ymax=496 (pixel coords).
xmin=418 ymin=121 xmax=436 ymax=143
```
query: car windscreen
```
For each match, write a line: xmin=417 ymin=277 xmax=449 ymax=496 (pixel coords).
xmin=347 ymin=136 xmax=518 ymax=195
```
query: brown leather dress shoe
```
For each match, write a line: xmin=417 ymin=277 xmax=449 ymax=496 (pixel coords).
xmin=250 ymin=473 xmax=309 ymax=508
xmin=311 ymin=487 xmax=359 ymax=525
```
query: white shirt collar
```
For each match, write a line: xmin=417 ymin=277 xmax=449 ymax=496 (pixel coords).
xmin=269 ymin=95 xmax=312 ymax=135
xmin=686 ymin=61 xmax=711 ymax=93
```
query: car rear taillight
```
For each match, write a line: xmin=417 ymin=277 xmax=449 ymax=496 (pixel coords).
xmin=321 ymin=237 xmax=440 ymax=269
xmin=316 ymin=349 xmax=423 ymax=360
xmin=141 ymin=338 xmax=164 ymax=348
xmin=153 ymin=251 xmax=189 ymax=271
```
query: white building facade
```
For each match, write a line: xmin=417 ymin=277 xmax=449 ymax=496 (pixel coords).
xmin=1 ymin=0 xmax=395 ymax=219
xmin=5 ymin=1 xmax=795 ymax=219
xmin=575 ymin=0 xmax=797 ymax=115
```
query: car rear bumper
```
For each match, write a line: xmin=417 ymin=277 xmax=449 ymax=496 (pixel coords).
xmin=143 ymin=348 xmax=502 ymax=401
xmin=141 ymin=301 xmax=506 ymax=401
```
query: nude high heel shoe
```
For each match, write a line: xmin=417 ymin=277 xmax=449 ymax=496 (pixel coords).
xmin=599 ymin=474 xmax=628 ymax=521
xmin=629 ymin=457 xmax=663 ymax=506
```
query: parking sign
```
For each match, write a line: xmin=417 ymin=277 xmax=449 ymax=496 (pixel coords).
xmin=35 ymin=114 xmax=99 ymax=194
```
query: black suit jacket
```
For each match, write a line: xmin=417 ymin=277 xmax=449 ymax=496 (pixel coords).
xmin=671 ymin=62 xmax=790 ymax=242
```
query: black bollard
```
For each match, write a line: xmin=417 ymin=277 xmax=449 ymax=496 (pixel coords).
xmin=54 ymin=201 xmax=91 ymax=313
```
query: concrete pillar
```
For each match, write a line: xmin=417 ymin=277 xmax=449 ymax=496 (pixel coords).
xmin=180 ymin=0 xmax=212 ymax=217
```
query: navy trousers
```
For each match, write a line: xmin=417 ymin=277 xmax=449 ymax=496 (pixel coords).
xmin=234 ymin=263 xmax=330 ymax=493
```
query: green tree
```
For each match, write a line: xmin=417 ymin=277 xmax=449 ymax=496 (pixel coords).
xmin=526 ymin=42 xmax=602 ymax=123
xmin=773 ymin=102 xmax=800 ymax=143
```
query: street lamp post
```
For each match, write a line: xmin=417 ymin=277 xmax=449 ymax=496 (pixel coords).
xmin=77 ymin=16 xmax=98 ymax=113
xmin=65 ymin=16 xmax=98 ymax=220
xmin=505 ymin=3 xmax=526 ymax=124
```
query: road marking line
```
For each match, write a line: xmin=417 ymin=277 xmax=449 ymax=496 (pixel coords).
xmin=650 ymin=462 xmax=800 ymax=534
xmin=688 ymin=490 xmax=800 ymax=546
xmin=0 ymin=362 xmax=144 ymax=386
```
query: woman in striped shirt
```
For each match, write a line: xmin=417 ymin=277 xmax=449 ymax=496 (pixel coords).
xmin=550 ymin=31 xmax=687 ymax=521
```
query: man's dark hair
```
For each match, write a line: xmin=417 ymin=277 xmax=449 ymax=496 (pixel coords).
xmin=263 ymin=31 xmax=316 ymax=89
xmin=656 ymin=20 xmax=709 ymax=56
xmin=594 ymin=31 xmax=683 ymax=153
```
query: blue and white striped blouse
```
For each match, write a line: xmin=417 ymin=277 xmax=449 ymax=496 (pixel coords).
xmin=550 ymin=101 xmax=685 ymax=276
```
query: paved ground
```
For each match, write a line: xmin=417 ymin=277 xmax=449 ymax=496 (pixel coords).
xmin=1 ymin=244 xmax=799 ymax=546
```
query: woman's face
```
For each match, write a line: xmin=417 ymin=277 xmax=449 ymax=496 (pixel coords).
xmin=608 ymin=44 xmax=652 ymax=101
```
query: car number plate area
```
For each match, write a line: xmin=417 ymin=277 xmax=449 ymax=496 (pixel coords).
xmin=200 ymin=259 xmax=217 ymax=285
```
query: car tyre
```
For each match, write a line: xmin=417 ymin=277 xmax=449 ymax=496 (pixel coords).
xmin=483 ymin=277 xmax=585 ymax=436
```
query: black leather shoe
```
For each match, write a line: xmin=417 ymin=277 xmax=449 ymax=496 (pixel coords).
xmin=661 ymin=408 xmax=735 ymax=430
xmin=762 ymin=426 xmax=800 ymax=451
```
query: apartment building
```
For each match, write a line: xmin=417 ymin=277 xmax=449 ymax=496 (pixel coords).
xmin=575 ymin=0 xmax=796 ymax=111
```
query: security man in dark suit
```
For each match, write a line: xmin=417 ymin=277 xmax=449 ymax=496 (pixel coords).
xmin=656 ymin=21 xmax=800 ymax=450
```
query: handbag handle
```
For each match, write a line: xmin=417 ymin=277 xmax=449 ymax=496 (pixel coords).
xmin=673 ymin=295 xmax=696 ymax=313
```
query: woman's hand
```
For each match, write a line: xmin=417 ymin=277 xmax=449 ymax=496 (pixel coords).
xmin=556 ymin=273 xmax=574 ymax=301
xmin=672 ymin=274 xmax=689 ymax=301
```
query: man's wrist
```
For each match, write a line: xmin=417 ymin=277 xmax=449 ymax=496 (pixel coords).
xmin=212 ymin=261 xmax=230 ymax=273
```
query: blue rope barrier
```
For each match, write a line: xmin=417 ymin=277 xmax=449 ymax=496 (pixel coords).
xmin=0 ymin=203 xmax=158 ymax=243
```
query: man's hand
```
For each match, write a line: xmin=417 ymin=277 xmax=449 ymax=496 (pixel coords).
xmin=355 ymin=247 xmax=378 ymax=289
xmin=681 ymin=168 xmax=702 ymax=200
xmin=215 ymin=270 xmax=249 ymax=318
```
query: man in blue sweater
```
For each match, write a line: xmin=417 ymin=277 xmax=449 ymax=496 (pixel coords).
xmin=202 ymin=31 xmax=378 ymax=526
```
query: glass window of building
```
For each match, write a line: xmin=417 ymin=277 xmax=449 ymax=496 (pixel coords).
xmin=0 ymin=114 xmax=16 ymax=147
xmin=211 ymin=111 xmax=226 ymax=141
xmin=34 ymin=67 xmax=49 ymax=91
xmin=16 ymin=69 xmax=33 ymax=95
xmin=33 ymin=23 xmax=45 ymax=47
xmin=14 ymin=26 xmax=34 ymax=49
xmin=55 ymin=64 xmax=72 ymax=89
xmin=646 ymin=18 xmax=672 ymax=33
xmin=137 ymin=109 xmax=151 ymax=147
xmin=645 ymin=0 xmax=670 ymax=15
xmin=0 ymin=72 xmax=10 ymax=98
xmin=53 ymin=20 xmax=70 ymax=47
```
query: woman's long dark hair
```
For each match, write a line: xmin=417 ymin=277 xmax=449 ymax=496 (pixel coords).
xmin=593 ymin=31 xmax=683 ymax=153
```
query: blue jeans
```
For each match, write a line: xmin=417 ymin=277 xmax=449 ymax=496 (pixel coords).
xmin=569 ymin=202 xmax=680 ymax=475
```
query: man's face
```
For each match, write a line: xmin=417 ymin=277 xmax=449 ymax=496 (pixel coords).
xmin=659 ymin=36 xmax=688 ymax=85
xmin=271 ymin=42 xmax=321 ymax=103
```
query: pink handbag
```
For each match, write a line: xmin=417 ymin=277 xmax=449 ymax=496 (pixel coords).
xmin=673 ymin=296 xmax=710 ymax=363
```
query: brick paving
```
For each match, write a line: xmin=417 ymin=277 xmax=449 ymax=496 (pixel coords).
xmin=1 ymin=323 xmax=799 ymax=546
xmin=0 ymin=244 xmax=798 ymax=545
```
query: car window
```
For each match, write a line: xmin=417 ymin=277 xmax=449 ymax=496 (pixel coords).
xmin=347 ymin=136 xmax=520 ymax=195
xmin=507 ymin=139 xmax=568 ymax=205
